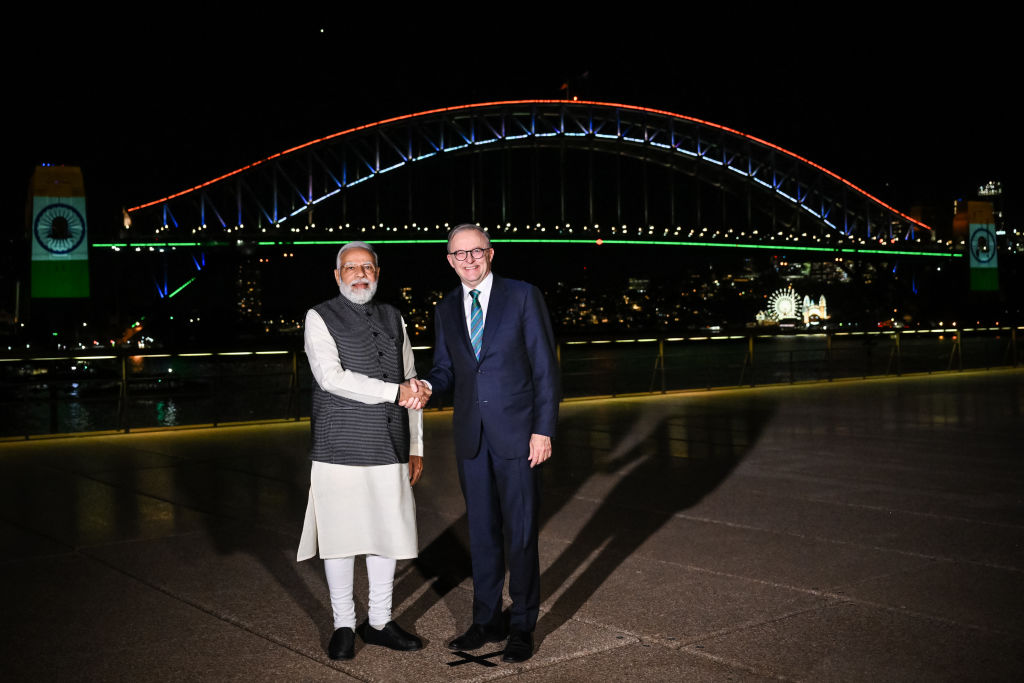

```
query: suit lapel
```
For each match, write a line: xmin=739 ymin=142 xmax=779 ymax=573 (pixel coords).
xmin=445 ymin=285 xmax=475 ymax=359
xmin=479 ymin=275 xmax=508 ymax=361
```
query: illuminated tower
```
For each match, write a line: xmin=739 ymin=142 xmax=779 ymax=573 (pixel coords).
xmin=236 ymin=257 xmax=262 ymax=321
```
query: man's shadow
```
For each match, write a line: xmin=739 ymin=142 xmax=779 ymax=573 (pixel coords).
xmin=534 ymin=395 xmax=774 ymax=641
xmin=392 ymin=393 xmax=774 ymax=646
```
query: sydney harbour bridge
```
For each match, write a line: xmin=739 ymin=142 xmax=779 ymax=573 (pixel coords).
xmin=120 ymin=100 xmax=936 ymax=242
xmin=95 ymin=100 xmax=960 ymax=333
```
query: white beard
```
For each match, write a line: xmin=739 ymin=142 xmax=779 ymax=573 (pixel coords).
xmin=339 ymin=278 xmax=377 ymax=304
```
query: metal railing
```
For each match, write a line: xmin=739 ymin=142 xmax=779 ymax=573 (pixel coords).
xmin=1 ymin=327 xmax=1019 ymax=439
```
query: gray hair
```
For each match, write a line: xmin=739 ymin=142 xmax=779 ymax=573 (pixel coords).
xmin=446 ymin=223 xmax=491 ymax=252
xmin=336 ymin=241 xmax=378 ymax=269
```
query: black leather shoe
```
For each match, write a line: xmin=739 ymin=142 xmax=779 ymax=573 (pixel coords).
xmin=447 ymin=622 xmax=507 ymax=651
xmin=328 ymin=626 xmax=355 ymax=660
xmin=502 ymin=630 xmax=534 ymax=663
xmin=357 ymin=620 xmax=423 ymax=651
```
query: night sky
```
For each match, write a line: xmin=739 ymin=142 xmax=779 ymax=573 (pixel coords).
xmin=8 ymin=10 xmax=1015 ymax=240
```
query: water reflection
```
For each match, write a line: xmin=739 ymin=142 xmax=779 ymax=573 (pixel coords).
xmin=156 ymin=400 xmax=179 ymax=427
xmin=1 ymin=331 xmax=1019 ymax=437
xmin=65 ymin=400 xmax=93 ymax=433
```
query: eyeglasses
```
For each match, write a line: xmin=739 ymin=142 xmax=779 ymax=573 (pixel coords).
xmin=340 ymin=263 xmax=377 ymax=275
xmin=448 ymin=247 xmax=490 ymax=261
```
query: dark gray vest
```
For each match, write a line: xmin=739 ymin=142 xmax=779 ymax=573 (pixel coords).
xmin=309 ymin=295 xmax=410 ymax=465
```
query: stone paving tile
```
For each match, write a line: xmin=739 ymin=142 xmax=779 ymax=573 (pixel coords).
xmin=689 ymin=600 xmax=1024 ymax=682
xmin=539 ymin=492 xmax=933 ymax=594
xmin=698 ymin=489 xmax=1024 ymax=569
xmin=85 ymin=459 xmax=309 ymax=532
xmin=0 ymin=464 xmax=211 ymax=548
xmin=0 ymin=519 xmax=70 ymax=562
xmin=84 ymin=528 xmax=630 ymax=683
xmin=0 ymin=436 xmax=183 ymax=472
xmin=1 ymin=370 xmax=1021 ymax=681
xmin=718 ymin=471 xmax=1024 ymax=528
xmin=537 ymin=536 xmax=826 ymax=643
xmin=511 ymin=641 xmax=777 ymax=682
xmin=640 ymin=515 xmax=936 ymax=593
xmin=0 ymin=553 xmax=351 ymax=682
xmin=837 ymin=559 xmax=1024 ymax=637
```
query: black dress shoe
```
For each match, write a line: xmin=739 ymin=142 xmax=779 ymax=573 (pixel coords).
xmin=328 ymin=626 xmax=355 ymax=660
xmin=502 ymin=630 xmax=534 ymax=663
xmin=447 ymin=622 xmax=507 ymax=651
xmin=357 ymin=620 xmax=423 ymax=651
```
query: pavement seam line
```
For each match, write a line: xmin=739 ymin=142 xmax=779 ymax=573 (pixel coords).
xmin=668 ymin=510 xmax=1024 ymax=572
xmin=76 ymin=547 xmax=369 ymax=679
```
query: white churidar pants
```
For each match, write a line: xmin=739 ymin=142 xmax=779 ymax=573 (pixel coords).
xmin=323 ymin=555 xmax=397 ymax=630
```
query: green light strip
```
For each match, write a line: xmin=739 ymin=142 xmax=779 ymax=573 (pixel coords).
xmin=289 ymin=239 xmax=447 ymax=245
xmin=487 ymin=238 xmax=961 ymax=258
xmin=91 ymin=238 xmax=963 ymax=258
xmin=92 ymin=242 xmax=229 ymax=247
xmin=167 ymin=277 xmax=196 ymax=298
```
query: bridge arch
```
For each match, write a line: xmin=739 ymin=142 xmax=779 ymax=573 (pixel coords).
xmin=127 ymin=100 xmax=932 ymax=243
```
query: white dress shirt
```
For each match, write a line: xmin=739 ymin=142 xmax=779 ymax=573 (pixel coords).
xmin=461 ymin=271 xmax=494 ymax=330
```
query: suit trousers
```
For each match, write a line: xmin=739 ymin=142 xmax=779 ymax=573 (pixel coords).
xmin=456 ymin=433 xmax=541 ymax=632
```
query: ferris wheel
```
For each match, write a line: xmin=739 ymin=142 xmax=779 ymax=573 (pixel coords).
xmin=766 ymin=287 xmax=801 ymax=320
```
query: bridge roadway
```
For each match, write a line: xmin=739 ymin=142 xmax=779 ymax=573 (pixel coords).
xmin=2 ymin=370 xmax=1022 ymax=681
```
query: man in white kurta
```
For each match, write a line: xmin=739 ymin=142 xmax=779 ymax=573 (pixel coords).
xmin=296 ymin=241 xmax=430 ymax=660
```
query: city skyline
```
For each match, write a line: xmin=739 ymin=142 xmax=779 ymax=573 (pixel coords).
xmin=5 ymin=12 xmax=1017 ymax=347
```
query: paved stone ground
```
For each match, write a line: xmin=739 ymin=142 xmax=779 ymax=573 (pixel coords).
xmin=2 ymin=369 xmax=1022 ymax=681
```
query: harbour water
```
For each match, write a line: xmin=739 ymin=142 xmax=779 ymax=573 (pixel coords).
xmin=1 ymin=329 xmax=1017 ymax=438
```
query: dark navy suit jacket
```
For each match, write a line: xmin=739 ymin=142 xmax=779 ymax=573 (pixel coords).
xmin=426 ymin=275 xmax=560 ymax=460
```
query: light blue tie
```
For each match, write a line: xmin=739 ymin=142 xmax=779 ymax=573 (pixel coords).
xmin=469 ymin=289 xmax=483 ymax=360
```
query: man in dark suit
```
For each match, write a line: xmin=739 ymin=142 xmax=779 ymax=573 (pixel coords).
xmin=421 ymin=223 xmax=560 ymax=663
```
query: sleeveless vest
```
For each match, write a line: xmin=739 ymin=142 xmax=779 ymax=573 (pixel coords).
xmin=309 ymin=295 xmax=410 ymax=465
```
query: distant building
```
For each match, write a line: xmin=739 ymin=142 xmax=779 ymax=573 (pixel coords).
xmin=627 ymin=277 xmax=649 ymax=293
xmin=802 ymin=294 xmax=829 ymax=326
xmin=756 ymin=286 xmax=830 ymax=328
xmin=236 ymin=258 xmax=262 ymax=320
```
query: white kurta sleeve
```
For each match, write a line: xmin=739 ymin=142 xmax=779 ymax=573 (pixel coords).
xmin=304 ymin=308 xmax=400 ymax=404
xmin=402 ymin=318 xmax=424 ymax=458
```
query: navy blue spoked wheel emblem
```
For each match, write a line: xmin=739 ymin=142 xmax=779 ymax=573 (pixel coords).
xmin=970 ymin=227 xmax=996 ymax=264
xmin=34 ymin=203 xmax=86 ymax=254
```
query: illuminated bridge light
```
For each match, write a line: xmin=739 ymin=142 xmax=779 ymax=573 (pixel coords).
xmin=123 ymin=100 xmax=948 ymax=262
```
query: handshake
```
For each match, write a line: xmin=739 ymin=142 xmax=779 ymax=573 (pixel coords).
xmin=398 ymin=378 xmax=432 ymax=411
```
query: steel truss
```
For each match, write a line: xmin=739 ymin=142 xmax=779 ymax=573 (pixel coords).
xmin=127 ymin=100 xmax=932 ymax=242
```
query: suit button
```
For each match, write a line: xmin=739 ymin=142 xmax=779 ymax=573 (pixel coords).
xmin=382 ymin=373 xmax=388 ymax=378
xmin=378 ymin=351 xmax=384 ymax=357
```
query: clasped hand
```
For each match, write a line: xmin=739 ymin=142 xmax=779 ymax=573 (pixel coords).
xmin=398 ymin=378 xmax=431 ymax=410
